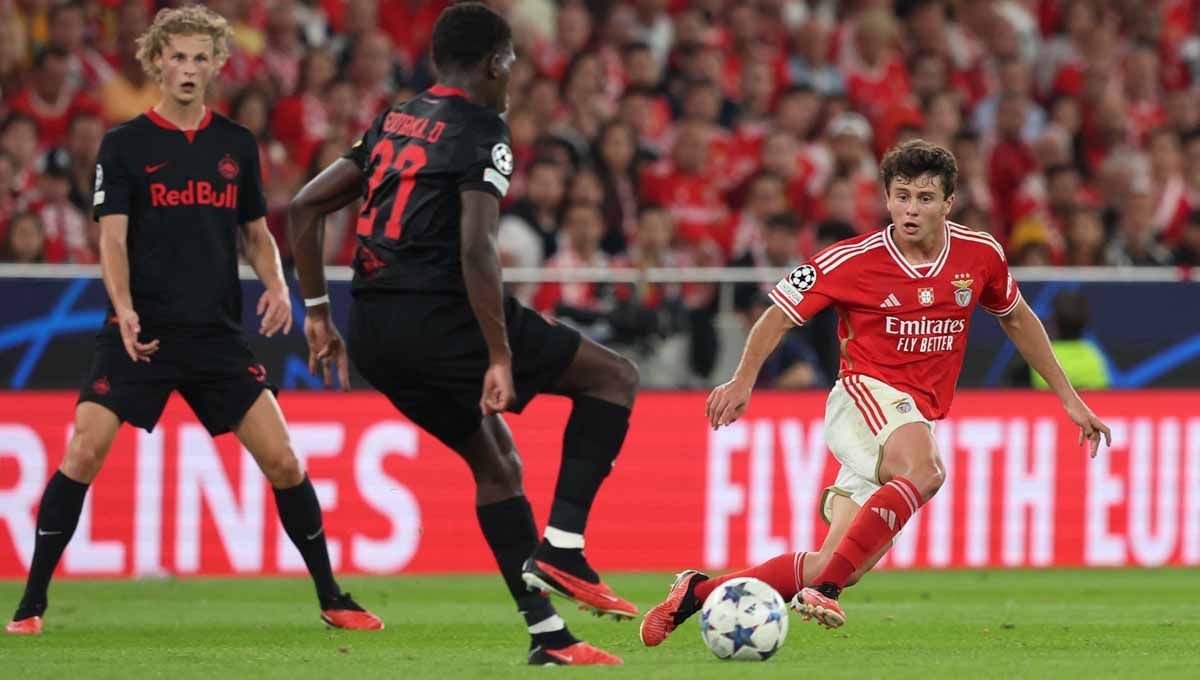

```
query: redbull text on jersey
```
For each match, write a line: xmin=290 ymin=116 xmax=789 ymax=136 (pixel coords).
xmin=149 ymin=181 xmax=238 ymax=209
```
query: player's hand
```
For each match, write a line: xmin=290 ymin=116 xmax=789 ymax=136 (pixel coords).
xmin=304 ymin=308 xmax=351 ymax=391
xmin=706 ymin=378 xmax=752 ymax=430
xmin=1066 ymin=399 xmax=1111 ymax=458
xmin=480 ymin=360 xmax=516 ymax=416
xmin=257 ymin=285 xmax=293 ymax=337
xmin=116 ymin=306 xmax=159 ymax=363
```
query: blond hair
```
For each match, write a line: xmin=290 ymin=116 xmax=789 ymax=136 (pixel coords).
xmin=136 ymin=5 xmax=233 ymax=81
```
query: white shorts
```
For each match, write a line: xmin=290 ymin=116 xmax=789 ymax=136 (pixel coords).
xmin=819 ymin=374 xmax=932 ymax=524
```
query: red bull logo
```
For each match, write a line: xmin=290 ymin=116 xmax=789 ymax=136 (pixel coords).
xmin=149 ymin=181 xmax=238 ymax=208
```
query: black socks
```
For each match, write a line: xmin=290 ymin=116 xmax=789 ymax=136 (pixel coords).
xmin=273 ymin=475 xmax=341 ymax=607
xmin=546 ymin=396 xmax=631 ymax=535
xmin=17 ymin=471 xmax=89 ymax=618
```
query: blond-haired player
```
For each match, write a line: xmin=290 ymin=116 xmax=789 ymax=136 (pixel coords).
xmin=7 ymin=6 xmax=381 ymax=635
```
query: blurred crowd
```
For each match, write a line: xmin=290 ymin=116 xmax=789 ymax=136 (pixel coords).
xmin=2 ymin=0 xmax=1200 ymax=386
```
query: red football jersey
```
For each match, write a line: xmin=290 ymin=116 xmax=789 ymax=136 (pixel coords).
xmin=768 ymin=222 xmax=1021 ymax=420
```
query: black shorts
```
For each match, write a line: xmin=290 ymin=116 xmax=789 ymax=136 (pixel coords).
xmin=78 ymin=325 xmax=278 ymax=436
xmin=348 ymin=292 xmax=582 ymax=448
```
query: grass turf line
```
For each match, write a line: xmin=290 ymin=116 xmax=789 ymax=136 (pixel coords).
xmin=1 ymin=569 xmax=1196 ymax=679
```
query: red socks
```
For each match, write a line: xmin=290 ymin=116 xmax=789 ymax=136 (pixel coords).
xmin=693 ymin=552 xmax=807 ymax=603
xmin=816 ymin=477 xmax=924 ymax=589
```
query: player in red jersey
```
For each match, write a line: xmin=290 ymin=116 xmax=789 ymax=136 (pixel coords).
xmin=640 ymin=140 xmax=1111 ymax=645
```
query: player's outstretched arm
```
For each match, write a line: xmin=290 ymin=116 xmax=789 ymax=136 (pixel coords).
xmin=288 ymin=158 xmax=364 ymax=301
xmin=706 ymin=305 xmax=795 ymax=429
xmin=98 ymin=214 xmax=158 ymax=363
xmin=240 ymin=217 xmax=292 ymax=337
xmin=460 ymin=189 xmax=514 ymax=416
xmin=288 ymin=158 xmax=364 ymax=391
xmin=996 ymin=297 xmax=1111 ymax=457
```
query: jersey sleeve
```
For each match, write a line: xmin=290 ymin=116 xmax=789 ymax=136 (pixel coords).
xmin=92 ymin=130 xmax=132 ymax=221
xmin=979 ymin=246 xmax=1022 ymax=316
xmin=456 ymin=114 xmax=513 ymax=199
xmin=767 ymin=262 xmax=836 ymax=325
xmin=343 ymin=109 xmax=387 ymax=173
xmin=237 ymin=132 xmax=268 ymax=223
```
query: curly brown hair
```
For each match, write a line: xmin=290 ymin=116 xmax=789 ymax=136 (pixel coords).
xmin=136 ymin=5 xmax=233 ymax=81
xmin=879 ymin=139 xmax=958 ymax=199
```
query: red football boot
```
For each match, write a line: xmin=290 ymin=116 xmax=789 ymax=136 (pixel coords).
xmin=528 ymin=641 xmax=624 ymax=666
xmin=5 ymin=616 xmax=42 ymax=635
xmin=791 ymin=586 xmax=846 ymax=629
xmin=639 ymin=569 xmax=709 ymax=646
xmin=320 ymin=593 xmax=384 ymax=631
xmin=521 ymin=543 xmax=638 ymax=620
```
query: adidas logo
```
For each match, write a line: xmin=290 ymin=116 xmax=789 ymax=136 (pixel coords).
xmin=880 ymin=293 xmax=901 ymax=308
xmin=872 ymin=507 xmax=897 ymax=530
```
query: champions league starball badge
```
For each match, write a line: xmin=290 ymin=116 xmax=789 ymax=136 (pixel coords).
xmin=788 ymin=265 xmax=817 ymax=292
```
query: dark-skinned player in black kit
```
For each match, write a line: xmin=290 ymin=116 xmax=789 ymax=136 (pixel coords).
xmin=288 ymin=2 xmax=638 ymax=667
xmin=6 ymin=5 xmax=381 ymax=635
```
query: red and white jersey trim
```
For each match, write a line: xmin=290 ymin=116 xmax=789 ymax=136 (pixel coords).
xmin=768 ymin=285 xmax=808 ymax=325
xmin=982 ymin=289 xmax=1023 ymax=317
xmin=881 ymin=222 xmax=952 ymax=279
xmin=812 ymin=232 xmax=885 ymax=273
xmin=948 ymin=222 xmax=1005 ymax=260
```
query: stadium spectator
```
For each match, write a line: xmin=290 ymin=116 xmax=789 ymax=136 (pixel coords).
xmin=0 ymin=0 xmax=1193 ymax=285
xmin=630 ymin=0 xmax=674 ymax=69
xmin=47 ymin=0 xmax=114 ymax=96
xmin=729 ymin=171 xmax=791 ymax=259
xmin=593 ymin=119 xmax=642 ymax=255
xmin=62 ymin=110 xmax=102 ymax=215
xmin=7 ymin=44 xmax=101 ymax=150
xmin=32 ymin=147 xmax=89 ymax=263
xmin=533 ymin=203 xmax=612 ymax=332
xmin=641 ymin=118 xmax=729 ymax=256
xmin=230 ymin=86 xmax=293 ymax=220
xmin=345 ymin=30 xmax=400 ymax=130
xmin=1174 ymin=210 xmax=1200 ymax=266
xmin=972 ymin=57 xmax=1045 ymax=143
xmin=731 ymin=212 xmax=801 ymax=314
xmin=96 ymin=0 xmax=158 ymax=125
xmin=1 ymin=211 xmax=45 ymax=263
xmin=1063 ymin=207 xmax=1108 ymax=267
xmin=270 ymin=47 xmax=338 ymax=170
xmin=1031 ymin=291 xmax=1110 ymax=390
xmin=500 ymin=157 xmax=566 ymax=262
xmin=0 ymin=150 xmax=18 ymax=233
xmin=825 ymin=112 xmax=883 ymax=230
xmin=1106 ymin=188 xmax=1173 ymax=266
xmin=260 ymin=0 xmax=306 ymax=98
xmin=1146 ymin=127 xmax=1189 ymax=243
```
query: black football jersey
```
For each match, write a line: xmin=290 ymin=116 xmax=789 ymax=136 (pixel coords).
xmin=92 ymin=108 xmax=267 ymax=335
xmin=344 ymin=85 xmax=513 ymax=295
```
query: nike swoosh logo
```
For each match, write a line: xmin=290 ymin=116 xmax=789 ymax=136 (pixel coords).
xmin=145 ymin=162 xmax=168 ymax=174
xmin=37 ymin=529 xmax=63 ymax=537
xmin=548 ymin=653 xmax=573 ymax=663
xmin=306 ymin=527 xmax=324 ymax=541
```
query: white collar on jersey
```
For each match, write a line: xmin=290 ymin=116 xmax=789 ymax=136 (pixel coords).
xmin=882 ymin=221 xmax=951 ymax=279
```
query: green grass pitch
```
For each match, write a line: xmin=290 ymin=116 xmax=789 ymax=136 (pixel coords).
xmin=2 ymin=569 xmax=1196 ymax=679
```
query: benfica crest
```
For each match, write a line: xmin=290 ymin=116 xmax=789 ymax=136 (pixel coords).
xmin=918 ymin=287 xmax=934 ymax=306
xmin=952 ymin=275 xmax=974 ymax=307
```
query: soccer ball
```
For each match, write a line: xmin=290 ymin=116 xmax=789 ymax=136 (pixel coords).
xmin=698 ymin=577 xmax=789 ymax=661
